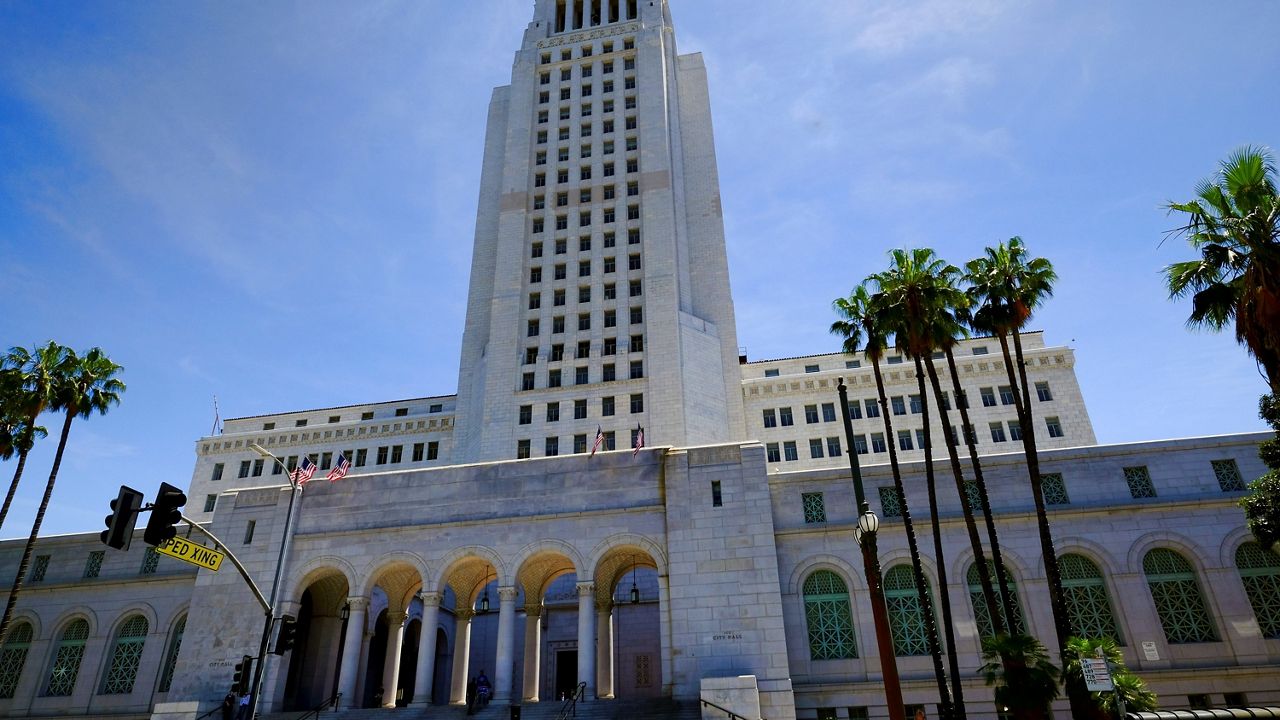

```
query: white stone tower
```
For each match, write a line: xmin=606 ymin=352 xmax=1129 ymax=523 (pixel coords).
xmin=453 ymin=0 xmax=746 ymax=462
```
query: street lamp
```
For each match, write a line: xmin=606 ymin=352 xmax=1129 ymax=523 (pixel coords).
xmin=837 ymin=379 xmax=904 ymax=720
xmin=246 ymin=443 xmax=305 ymax=719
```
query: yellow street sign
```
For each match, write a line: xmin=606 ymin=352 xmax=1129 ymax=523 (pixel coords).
xmin=156 ymin=536 xmax=224 ymax=572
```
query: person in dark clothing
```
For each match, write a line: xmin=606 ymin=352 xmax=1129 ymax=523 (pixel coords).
xmin=221 ymin=692 xmax=236 ymax=720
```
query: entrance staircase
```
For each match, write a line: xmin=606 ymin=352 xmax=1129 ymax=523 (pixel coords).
xmin=258 ymin=697 xmax=700 ymax=720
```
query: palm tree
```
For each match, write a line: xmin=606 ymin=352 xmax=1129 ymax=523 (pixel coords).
xmin=0 ymin=346 xmax=125 ymax=643
xmin=831 ymin=285 xmax=953 ymax=718
xmin=966 ymin=238 xmax=1083 ymax=715
xmin=1062 ymin=637 xmax=1157 ymax=718
xmin=980 ymin=634 xmax=1059 ymax=720
xmin=0 ymin=347 xmax=59 ymax=533
xmin=1164 ymin=146 xmax=1280 ymax=395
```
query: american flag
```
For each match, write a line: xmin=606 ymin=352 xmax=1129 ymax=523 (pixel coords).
xmin=590 ymin=426 xmax=604 ymax=456
xmin=633 ymin=425 xmax=645 ymax=457
xmin=327 ymin=453 xmax=351 ymax=482
xmin=292 ymin=456 xmax=317 ymax=485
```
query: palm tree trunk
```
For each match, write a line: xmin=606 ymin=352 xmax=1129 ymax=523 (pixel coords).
xmin=944 ymin=348 xmax=1019 ymax=633
xmin=914 ymin=356 xmax=965 ymax=718
xmin=1008 ymin=330 xmax=1086 ymax=717
xmin=0 ymin=447 xmax=30 ymax=533
xmin=872 ymin=357 xmax=954 ymax=718
xmin=924 ymin=356 xmax=1004 ymax=638
xmin=0 ymin=412 xmax=72 ymax=643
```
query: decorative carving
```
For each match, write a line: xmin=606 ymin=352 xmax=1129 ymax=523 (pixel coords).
xmin=499 ymin=587 xmax=521 ymax=602
xmin=576 ymin=581 xmax=596 ymax=597
xmin=419 ymin=592 xmax=443 ymax=608
xmin=536 ymin=23 xmax=641 ymax=48
xmin=346 ymin=597 xmax=371 ymax=611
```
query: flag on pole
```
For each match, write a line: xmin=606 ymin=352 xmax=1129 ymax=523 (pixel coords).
xmin=590 ymin=426 xmax=604 ymax=456
xmin=327 ymin=453 xmax=351 ymax=482
xmin=211 ymin=395 xmax=222 ymax=436
xmin=292 ymin=456 xmax=317 ymax=485
xmin=633 ymin=424 xmax=645 ymax=457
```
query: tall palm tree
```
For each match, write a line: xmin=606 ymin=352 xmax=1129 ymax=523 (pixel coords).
xmin=832 ymin=285 xmax=953 ymax=718
xmin=0 ymin=346 xmax=125 ymax=643
xmin=1164 ymin=146 xmax=1280 ymax=395
xmin=0 ymin=347 xmax=59 ymax=533
xmin=979 ymin=634 xmax=1059 ymax=720
xmin=966 ymin=238 xmax=1084 ymax=715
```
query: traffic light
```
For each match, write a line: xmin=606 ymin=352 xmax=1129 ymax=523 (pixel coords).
xmin=144 ymin=481 xmax=187 ymax=547
xmin=101 ymin=485 xmax=143 ymax=550
xmin=273 ymin=615 xmax=298 ymax=655
xmin=232 ymin=655 xmax=252 ymax=694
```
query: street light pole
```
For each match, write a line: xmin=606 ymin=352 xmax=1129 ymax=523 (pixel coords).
xmin=246 ymin=443 xmax=304 ymax=720
xmin=838 ymin=378 xmax=905 ymax=720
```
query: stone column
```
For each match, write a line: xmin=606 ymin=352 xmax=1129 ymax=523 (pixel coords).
xmin=449 ymin=609 xmax=474 ymax=704
xmin=409 ymin=593 xmax=442 ymax=708
xmin=657 ymin=574 xmax=673 ymax=697
xmin=380 ymin=611 xmax=408 ymax=707
xmin=596 ymin=601 xmax=614 ymax=698
xmin=523 ymin=605 xmax=542 ymax=701
xmin=494 ymin=587 xmax=520 ymax=703
xmin=576 ymin=582 xmax=596 ymax=698
xmin=336 ymin=598 xmax=368 ymax=709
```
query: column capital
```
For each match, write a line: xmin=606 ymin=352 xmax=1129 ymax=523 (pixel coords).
xmin=346 ymin=597 xmax=371 ymax=612
xmin=388 ymin=611 xmax=409 ymax=627
xmin=455 ymin=608 xmax=475 ymax=622
xmin=499 ymin=586 xmax=521 ymax=602
xmin=523 ymin=604 xmax=543 ymax=618
xmin=576 ymin=581 xmax=596 ymax=597
xmin=596 ymin=599 xmax=614 ymax=613
xmin=420 ymin=592 xmax=443 ymax=608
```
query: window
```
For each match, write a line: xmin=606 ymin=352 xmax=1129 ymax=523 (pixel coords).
xmin=157 ymin=616 xmax=186 ymax=693
xmin=0 ymin=621 xmax=32 ymax=698
xmin=809 ymin=439 xmax=824 ymax=459
xmin=998 ymin=385 xmax=1016 ymax=405
xmin=581 ymin=104 xmax=592 ymax=117
xmin=574 ymin=399 xmax=587 ymax=419
xmin=539 ymin=91 xmax=550 ymax=104
xmin=630 ymin=334 xmax=643 ymax=352
xmin=32 ymin=555 xmax=50 ymax=582
xmin=1059 ymin=554 xmax=1122 ymax=642
xmin=243 ymin=520 xmax=256 ymax=544
xmin=884 ymin=565 xmax=933 ymax=656
xmin=1045 ymin=416 xmax=1064 ymax=438
xmin=140 ymin=547 xmax=159 ymax=574
xmin=626 ymin=158 xmax=638 ymax=172
xmin=412 ymin=443 xmax=425 ymax=462
xmin=823 ymin=437 xmax=841 ymax=457
xmin=376 ymin=446 xmax=389 ymax=465
xmin=604 ymin=162 xmax=615 ymax=177
xmin=1144 ymin=548 xmax=1217 ymax=643
xmin=1124 ymin=466 xmax=1157 ymax=498
xmin=578 ymin=259 xmax=591 ymax=276
xmin=390 ymin=445 xmax=403 ymax=463
xmin=536 ymin=130 xmax=548 ymax=145
xmin=553 ymin=315 xmax=566 ymax=333
xmin=204 ymin=494 xmax=217 ymax=512
xmin=803 ymin=571 xmax=858 ymax=659
xmin=766 ymin=443 xmax=781 ymax=463
xmin=1041 ymin=473 xmax=1070 ymax=505
xmin=527 ymin=318 xmax=540 ymax=337
xmin=802 ymin=492 xmax=827 ymax=523
xmin=603 ymin=337 xmax=616 ymax=356
xmin=247 ymin=459 xmax=262 ymax=478
xmin=629 ymin=279 xmax=642 ymax=297
xmin=887 ymin=355 xmax=903 ymax=365
xmin=45 ymin=618 xmax=89 ymax=696
xmin=604 ymin=309 xmax=617 ymax=327
xmin=575 ymin=341 xmax=588 ymax=359
xmin=846 ymin=359 xmax=861 ymax=368
xmin=603 ymin=60 xmax=613 ymax=74
xmin=529 ymin=292 xmax=542 ymax=310
xmin=603 ymin=231 xmax=616 ymax=248
xmin=559 ymin=108 xmax=570 ymax=122
xmin=579 ymin=236 xmax=592 ymax=251
xmin=989 ymin=422 xmax=1007 ymax=443
xmin=865 ymin=399 xmax=880 ymax=418
xmin=99 ymin=615 xmax=149 ymax=695
xmin=522 ymin=372 xmax=536 ymax=391
xmin=602 ymin=396 xmax=615 ymax=416
xmin=968 ymin=561 xmax=1025 ymax=639
xmin=783 ymin=441 xmax=798 ymax=461
xmin=762 ymin=409 xmax=776 ymax=428
xmin=629 ymin=360 xmax=643 ymax=379
xmin=1236 ymin=542 xmax=1280 ymax=639
xmin=908 ymin=394 xmax=922 ymax=414
xmin=556 ymin=215 xmax=568 ymax=230
xmin=581 ymin=84 xmax=592 ymax=97
xmin=603 ymin=363 xmax=616 ymax=381
xmin=604 ymin=431 xmax=616 ymax=450
xmin=1008 ymin=420 xmax=1022 ymax=441
xmin=630 ymin=393 xmax=644 ymax=413
xmin=576 ymin=366 xmax=589 ymax=384
xmin=1035 ymin=382 xmax=1053 ymax=402
xmin=764 ymin=368 xmax=780 ymax=378
xmin=538 ymin=109 xmax=548 ymax=123
xmin=517 ymin=439 xmax=531 ymax=459
xmin=530 ymin=267 xmax=542 ymax=283
xmin=628 ymin=254 xmax=641 ymax=270
xmin=980 ymin=387 xmax=997 ymax=407
xmin=805 ymin=404 xmax=820 ymax=424
xmin=239 ymin=460 xmax=250 ymax=479
xmin=625 ymin=77 xmax=636 ymax=90
xmin=871 ymin=433 xmax=887 ymax=453
xmin=549 ymin=369 xmax=562 ymax=388
xmin=427 ymin=442 xmax=439 ymax=460
xmin=779 ymin=407 xmax=794 ymax=426
xmin=821 ymin=402 xmax=837 ymax=422
xmin=355 ymin=449 xmax=368 ymax=467
xmin=1212 ymin=459 xmax=1246 ymax=491
xmin=575 ymin=313 xmax=589 ymax=331
xmin=891 ymin=396 xmax=906 ymax=416
xmin=574 ymin=434 xmax=587 ymax=454
xmin=581 ymin=63 xmax=592 ymax=77
xmin=852 ymin=434 xmax=868 ymax=455
xmin=545 ymin=437 xmax=559 ymax=456
xmin=629 ymin=306 xmax=642 ymax=324
xmin=711 ymin=481 xmax=723 ymax=507
xmin=628 ymin=227 xmax=640 ymax=244
xmin=560 ymin=87 xmax=571 ymax=100
xmin=211 ymin=463 xmax=224 ymax=481
xmin=845 ymin=400 xmax=862 ymax=419
xmin=83 ymin=550 xmax=104 ymax=578
xmin=897 ymin=430 xmax=913 ymax=451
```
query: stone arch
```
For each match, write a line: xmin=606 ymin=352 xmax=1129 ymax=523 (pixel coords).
xmin=513 ymin=542 xmax=581 ymax=606
xmin=434 ymin=546 xmax=506 ymax=609
xmin=104 ymin=603 xmax=158 ymax=637
xmin=8 ymin=609 xmax=42 ymax=642
xmin=948 ymin=542 xmax=1034 ymax=584
xmin=48 ymin=606 xmax=98 ymax=640
xmin=786 ymin=554 xmax=862 ymax=597
xmin=591 ymin=538 xmax=665 ymax=605
xmin=1055 ymin=536 xmax=1127 ymax=580
xmin=1218 ymin=526 xmax=1258 ymax=568
xmin=359 ymin=551 xmax=430 ymax=613
xmin=512 ymin=539 xmax=587 ymax=579
xmin=587 ymin=533 xmax=667 ymax=576
xmin=160 ymin=604 xmax=191 ymax=634
xmin=1126 ymin=530 xmax=1214 ymax=575
xmin=287 ymin=555 xmax=359 ymax=608
xmin=878 ymin=549 xmax=943 ymax=588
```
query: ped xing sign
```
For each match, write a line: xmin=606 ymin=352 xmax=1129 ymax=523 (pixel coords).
xmin=157 ymin=536 xmax=224 ymax=572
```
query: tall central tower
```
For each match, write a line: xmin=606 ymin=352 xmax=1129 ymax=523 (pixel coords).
xmin=453 ymin=0 xmax=745 ymax=462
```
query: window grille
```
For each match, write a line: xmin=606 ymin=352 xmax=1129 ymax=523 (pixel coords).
xmin=156 ymin=614 xmax=186 ymax=692
xmin=879 ymin=486 xmax=902 ymax=518
xmin=46 ymin=619 xmax=89 ymax=696
xmin=883 ymin=565 xmax=931 ymax=656
xmin=802 ymin=492 xmax=826 ymax=523
xmin=141 ymin=547 xmax=160 ymax=575
xmin=803 ymin=570 xmax=858 ymax=659
xmin=0 ymin=622 xmax=32 ymax=698
xmin=967 ymin=561 xmax=1025 ymax=639
xmin=1212 ymin=459 xmax=1246 ymax=491
xmin=1124 ymin=466 xmax=1157 ymax=498
xmin=1041 ymin=473 xmax=1070 ymax=505
xmin=1059 ymin=554 xmax=1122 ymax=642
xmin=1143 ymin=548 xmax=1217 ymax=643
xmin=962 ymin=479 xmax=983 ymax=513
xmin=102 ymin=615 xmax=148 ymax=694
xmin=84 ymin=550 xmax=104 ymax=578
xmin=31 ymin=555 xmax=50 ymax=582
xmin=1236 ymin=542 xmax=1280 ymax=639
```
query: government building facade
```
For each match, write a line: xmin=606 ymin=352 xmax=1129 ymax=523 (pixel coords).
xmin=1 ymin=2 xmax=1278 ymax=719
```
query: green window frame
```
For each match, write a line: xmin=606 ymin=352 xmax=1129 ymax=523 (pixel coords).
xmin=962 ymin=479 xmax=982 ymax=513
xmin=140 ymin=547 xmax=159 ymax=575
xmin=803 ymin=570 xmax=858 ymax=660
xmin=802 ymin=492 xmax=826 ymax=524
xmin=1212 ymin=459 xmax=1246 ymax=491
xmin=158 ymin=615 xmax=186 ymax=693
xmin=0 ymin=621 xmax=33 ymax=698
xmin=101 ymin=615 xmax=148 ymax=694
xmin=1235 ymin=542 xmax=1280 ymax=639
xmin=1124 ymin=466 xmax=1156 ymax=498
xmin=1059 ymin=554 xmax=1123 ymax=643
xmin=879 ymin=486 xmax=902 ymax=518
xmin=1143 ymin=548 xmax=1217 ymax=643
xmin=1041 ymin=473 xmax=1070 ymax=505
xmin=45 ymin=618 xmax=89 ymax=696
xmin=967 ymin=561 xmax=1025 ymax=639
xmin=883 ymin=565 xmax=932 ymax=656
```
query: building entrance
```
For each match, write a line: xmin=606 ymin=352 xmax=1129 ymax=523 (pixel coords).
xmin=554 ymin=650 xmax=578 ymax=700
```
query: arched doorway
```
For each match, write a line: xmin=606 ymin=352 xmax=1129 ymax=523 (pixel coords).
xmin=281 ymin=569 xmax=349 ymax=711
xmin=594 ymin=546 xmax=662 ymax=699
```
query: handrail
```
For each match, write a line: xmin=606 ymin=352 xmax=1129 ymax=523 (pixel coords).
xmin=556 ymin=682 xmax=588 ymax=720
xmin=292 ymin=691 xmax=342 ymax=720
xmin=195 ymin=704 xmax=224 ymax=720
xmin=700 ymin=697 xmax=765 ymax=720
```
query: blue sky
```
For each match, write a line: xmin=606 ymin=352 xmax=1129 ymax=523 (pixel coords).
xmin=1 ymin=0 xmax=1277 ymax=538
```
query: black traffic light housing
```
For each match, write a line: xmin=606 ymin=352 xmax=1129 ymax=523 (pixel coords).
xmin=273 ymin=615 xmax=298 ymax=655
xmin=101 ymin=485 xmax=143 ymax=550
xmin=144 ymin=481 xmax=187 ymax=547
xmin=232 ymin=655 xmax=252 ymax=694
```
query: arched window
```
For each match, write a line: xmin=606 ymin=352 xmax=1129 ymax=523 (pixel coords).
xmin=158 ymin=615 xmax=187 ymax=693
xmin=0 ymin=622 xmax=33 ymax=698
xmin=967 ymin=561 xmax=1024 ymax=639
xmin=883 ymin=565 xmax=932 ymax=656
xmin=1235 ymin=542 xmax=1280 ymax=639
xmin=803 ymin=570 xmax=857 ymax=659
xmin=1143 ymin=548 xmax=1217 ymax=643
xmin=101 ymin=615 xmax=148 ymax=694
xmin=1059 ymin=554 xmax=1123 ymax=643
xmin=45 ymin=618 xmax=89 ymax=696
